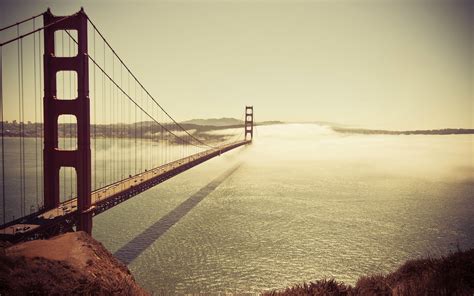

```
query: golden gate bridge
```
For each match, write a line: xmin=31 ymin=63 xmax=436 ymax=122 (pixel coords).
xmin=0 ymin=8 xmax=253 ymax=242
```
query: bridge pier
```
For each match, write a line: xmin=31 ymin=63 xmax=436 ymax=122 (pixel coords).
xmin=43 ymin=8 xmax=92 ymax=234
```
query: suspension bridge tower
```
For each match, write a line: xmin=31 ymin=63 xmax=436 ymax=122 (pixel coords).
xmin=43 ymin=8 xmax=92 ymax=233
xmin=245 ymin=106 xmax=253 ymax=141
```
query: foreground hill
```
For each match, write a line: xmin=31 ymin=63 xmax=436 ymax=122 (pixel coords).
xmin=0 ymin=232 xmax=148 ymax=295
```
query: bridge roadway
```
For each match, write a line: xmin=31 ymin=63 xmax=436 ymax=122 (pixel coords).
xmin=0 ymin=140 xmax=250 ymax=242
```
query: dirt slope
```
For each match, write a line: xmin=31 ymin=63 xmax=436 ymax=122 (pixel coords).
xmin=0 ymin=231 xmax=149 ymax=295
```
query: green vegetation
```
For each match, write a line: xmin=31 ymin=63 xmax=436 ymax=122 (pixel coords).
xmin=264 ymin=248 xmax=474 ymax=295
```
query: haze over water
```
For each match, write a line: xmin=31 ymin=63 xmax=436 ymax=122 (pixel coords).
xmin=89 ymin=124 xmax=474 ymax=294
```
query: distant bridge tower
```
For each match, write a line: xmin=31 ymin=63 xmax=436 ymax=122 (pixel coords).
xmin=43 ymin=8 xmax=92 ymax=233
xmin=245 ymin=106 xmax=253 ymax=141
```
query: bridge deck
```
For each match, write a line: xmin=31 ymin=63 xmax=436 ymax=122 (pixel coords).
xmin=0 ymin=140 xmax=250 ymax=242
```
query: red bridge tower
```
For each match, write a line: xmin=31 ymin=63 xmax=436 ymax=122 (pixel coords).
xmin=43 ymin=8 xmax=92 ymax=233
xmin=245 ymin=106 xmax=253 ymax=141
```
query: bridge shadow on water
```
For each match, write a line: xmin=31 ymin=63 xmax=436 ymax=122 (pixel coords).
xmin=114 ymin=162 xmax=243 ymax=265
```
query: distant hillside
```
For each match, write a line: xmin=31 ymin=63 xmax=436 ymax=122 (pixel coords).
xmin=181 ymin=118 xmax=243 ymax=127
xmin=258 ymin=120 xmax=284 ymax=126
xmin=332 ymin=127 xmax=474 ymax=135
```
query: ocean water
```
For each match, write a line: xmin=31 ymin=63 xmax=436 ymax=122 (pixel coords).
xmin=2 ymin=124 xmax=473 ymax=294
xmin=94 ymin=124 xmax=473 ymax=294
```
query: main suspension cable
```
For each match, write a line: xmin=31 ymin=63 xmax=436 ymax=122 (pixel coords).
xmin=0 ymin=14 xmax=75 ymax=47
xmin=85 ymin=16 xmax=214 ymax=149
xmin=0 ymin=11 xmax=44 ymax=32
xmin=63 ymin=30 xmax=209 ymax=149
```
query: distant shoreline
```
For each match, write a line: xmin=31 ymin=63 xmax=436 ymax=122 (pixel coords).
xmin=0 ymin=120 xmax=282 ymax=138
xmin=1 ymin=120 xmax=472 ymax=137
xmin=332 ymin=127 xmax=474 ymax=135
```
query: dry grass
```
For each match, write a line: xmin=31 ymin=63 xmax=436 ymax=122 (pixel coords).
xmin=264 ymin=248 xmax=474 ymax=296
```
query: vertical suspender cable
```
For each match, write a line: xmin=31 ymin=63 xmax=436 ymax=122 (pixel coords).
xmin=134 ymin=79 xmax=137 ymax=174
xmin=106 ymin=49 xmax=109 ymax=183
xmin=0 ymin=46 xmax=5 ymax=224
xmin=152 ymin=97 xmax=154 ymax=167
xmin=109 ymin=54 xmax=113 ymax=182
xmin=61 ymin=31 xmax=65 ymax=201
xmin=110 ymin=53 xmax=114 ymax=182
xmin=38 ymin=21 xmax=44 ymax=207
xmin=128 ymin=74 xmax=131 ymax=178
xmin=128 ymin=73 xmax=131 ymax=176
xmin=100 ymin=40 xmax=106 ymax=187
xmin=103 ymin=40 xmax=106 ymax=187
xmin=140 ymin=88 xmax=143 ymax=172
xmin=68 ymin=30 xmax=73 ymax=199
xmin=33 ymin=19 xmax=39 ymax=209
xmin=16 ymin=26 xmax=21 ymax=217
xmin=93 ymin=27 xmax=97 ymax=191
xmin=21 ymin=37 xmax=26 ymax=215
xmin=17 ymin=25 xmax=24 ymax=217
xmin=109 ymin=49 xmax=112 ymax=182
xmin=148 ymin=101 xmax=151 ymax=168
xmin=120 ymin=62 xmax=123 ymax=180
xmin=161 ymin=121 xmax=163 ymax=166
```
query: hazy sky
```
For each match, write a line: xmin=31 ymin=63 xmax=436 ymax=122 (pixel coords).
xmin=1 ymin=0 xmax=472 ymax=129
